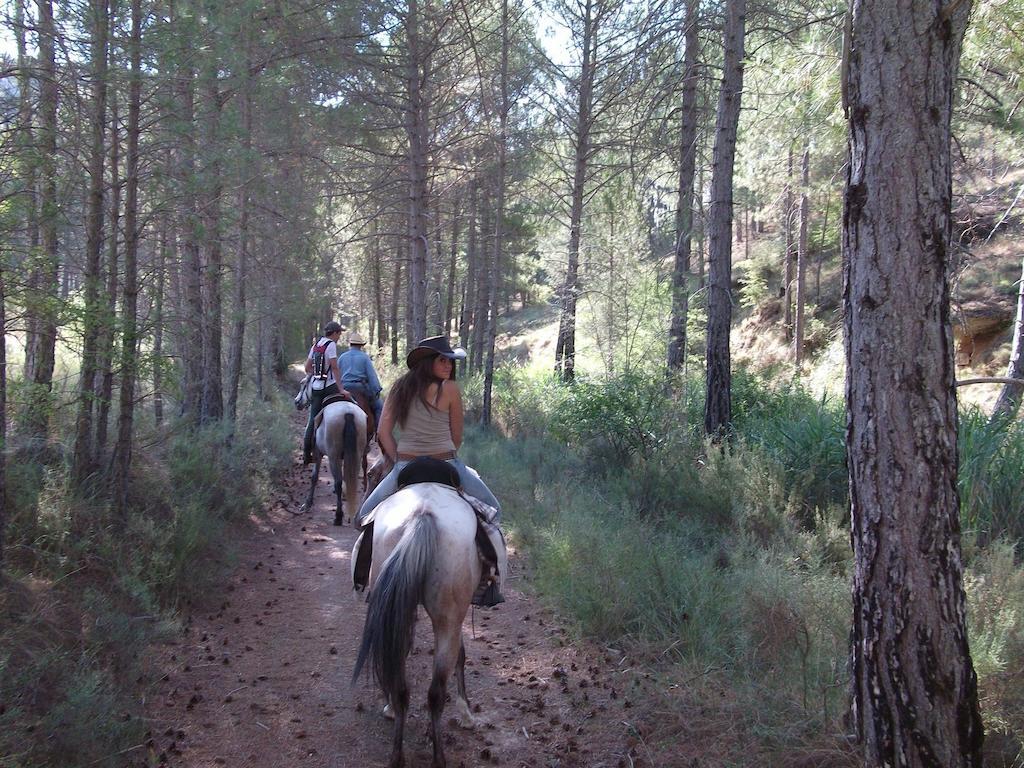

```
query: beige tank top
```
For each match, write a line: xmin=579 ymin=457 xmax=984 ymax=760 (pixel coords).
xmin=397 ymin=397 xmax=456 ymax=455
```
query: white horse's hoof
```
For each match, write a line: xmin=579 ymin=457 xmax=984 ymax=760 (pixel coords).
xmin=382 ymin=703 xmax=395 ymax=721
xmin=453 ymin=699 xmax=482 ymax=729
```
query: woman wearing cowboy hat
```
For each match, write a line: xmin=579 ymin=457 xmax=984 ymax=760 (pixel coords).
xmin=357 ymin=335 xmax=501 ymax=520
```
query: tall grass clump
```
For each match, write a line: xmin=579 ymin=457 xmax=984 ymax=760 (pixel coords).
xmin=0 ymin=389 xmax=294 ymax=767
xmin=959 ymin=408 xmax=1024 ymax=544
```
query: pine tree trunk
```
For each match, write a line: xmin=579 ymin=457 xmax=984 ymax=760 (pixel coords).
xmin=0 ymin=256 xmax=7 ymax=569
xmin=391 ymin=255 xmax=401 ymax=365
xmin=794 ymin=142 xmax=809 ymax=366
xmin=73 ymin=0 xmax=110 ymax=486
xmin=113 ymin=0 xmax=141 ymax=513
xmin=29 ymin=0 xmax=60 ymax=441
xmin=472 ymin=188 xmax=493 ymax=373
xmin=200 ymin=34 xmax=224 ymax=423
xmin=667 ymin=0 xmax=700 ymax=372
xmin=226 ymin=25 xmax=253 ymax=426
xmin=175 ymin=21 xmax=204 ymax=423
xmin=373 ymin=221 xmax=387 ymax=348
xmin=783 ymin=147 xmax=794 ymax=339
xmin=15 ymin=0 xmax=40 ymax=383
xmin=459 ymin=176 xmax=478 ymax=375
xmin=555 ymin=0 xmax=596 ymax=383
xmin=482 ymin=0 xmax=509 ymax=426
xmin=406 ymin=0 xmax=430 ymax=345
xmin=445 ymin=202 xmax=461 ymax=336
xmin=97 ymin=90 xmax=121 ymax=456
xmin=153 ymin=219 xmax=166 ymax=426
xmin=704 ymin=0 xmax=745 ymax=437
xmin=844 ymin=0 xmax=984 ymax=764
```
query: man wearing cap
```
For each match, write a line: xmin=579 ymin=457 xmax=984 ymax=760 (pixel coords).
xmin=338 ymin=331 xmax=383 ymax=435
xmin=302 ymin=321 xmax=349 ymax=464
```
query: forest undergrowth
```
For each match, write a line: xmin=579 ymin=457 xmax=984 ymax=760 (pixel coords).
xmin=0 ymin=390 xmax=294 ymax=768
xmin=461 ymin=364 xmax=1024 ymax=766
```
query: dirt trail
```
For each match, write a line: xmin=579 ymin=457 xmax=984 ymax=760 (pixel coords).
xmin=145 ymin=440 xmax=651 ymax=768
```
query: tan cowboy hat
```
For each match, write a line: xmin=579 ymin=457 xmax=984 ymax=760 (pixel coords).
xmin=348 ymin=331 xmax=367 ymax=346
xmin=406 ymin=336 xmax=467 ymax=368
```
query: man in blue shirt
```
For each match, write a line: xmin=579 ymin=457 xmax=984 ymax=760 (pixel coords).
xmin=338 ymin=332 xmax=383 ymax=435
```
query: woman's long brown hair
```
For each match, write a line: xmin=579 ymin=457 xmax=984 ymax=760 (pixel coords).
xmin=387 ymin=354 xmax=445 ymax=427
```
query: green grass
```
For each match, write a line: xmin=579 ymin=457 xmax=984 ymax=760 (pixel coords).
xmin=459 ymin=362 xmax=1024 ymax=764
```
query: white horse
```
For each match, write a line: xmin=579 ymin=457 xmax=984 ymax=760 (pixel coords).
xmin=303 ymin=399 xmax=367 ymax=525
xmin=352 ymin=483 xmax=483 ymax=768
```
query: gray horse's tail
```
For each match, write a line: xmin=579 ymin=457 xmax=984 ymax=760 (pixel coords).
xmin=343 ymin=413 xmax=358 ymax=518
xmin=352 ymin=510 xmax=437 ymax=697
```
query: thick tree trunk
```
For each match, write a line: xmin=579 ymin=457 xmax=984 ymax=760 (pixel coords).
xmin=666 ymin=0 xmax=700 ymax=372
xmin=704 ymin=0 xmax=745 ymax=437
xmin=113 ymin=0 xmax=141 ymax=513
xmin=844 ymin=0 xmax=984 ymax=764
xmin=0 ymin=258 xmax=7 ymax=569
xmin=794 ymin=142 xmax=809 ymax=366
xmin=28 ymin=0 xmax=60 ymax=440
xmin=991 ymin=254 xmax=1024 ymax=420
xmin=73 ymin=0 xmax=110 ymax=486
xmin=555 ymin=0 xmax=596 ymax=383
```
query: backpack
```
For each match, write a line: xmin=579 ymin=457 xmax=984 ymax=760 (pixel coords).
xmin=312 ymin=339 xmax=332 ymax=380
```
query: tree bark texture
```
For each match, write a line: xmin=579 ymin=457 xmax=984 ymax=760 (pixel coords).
xmin=28 ymin=0 xmax=60 ymax=440
xmin=844 ymin=0 xmax=984 ymax=764
xmin=97 ymin=90 xmax=121 ymax=455
xmin=784 ymin=147 xmax=794 ymax=339
xmin=114 ymin=0 xmax=142 ymax=512
xmin=200 ymin=31 xmax=224 ymax=423
xmin=227 ymin=31 xmax=253 ymax=426
xmin=704 ymin=0 xmax=745 ymax=437
xmin=666 ymin=0 xmax=700 ymax=372
xmin=73 ymin=0 xmax=110 ymax=486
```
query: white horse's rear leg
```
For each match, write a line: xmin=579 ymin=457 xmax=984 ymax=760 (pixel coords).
xmin=451 ymin=637 xmax=482 ymax=728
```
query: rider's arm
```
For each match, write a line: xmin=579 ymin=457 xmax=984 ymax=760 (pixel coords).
xmin=304 ymin=347 xmax=313 ymax=375
xmin=447 ymin=381 xmax=463 ymax=451
xmin=378 ymin=395 xmax=398 ymax=463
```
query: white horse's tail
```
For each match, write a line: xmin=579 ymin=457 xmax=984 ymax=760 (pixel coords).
xmin=342 ymin=413 xmax=359 ymax=518
xmin=352 ymin=511 xmax=438 ymax=696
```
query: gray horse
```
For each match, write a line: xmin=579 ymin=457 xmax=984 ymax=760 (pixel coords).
xmin=302 ymin=395 xmax=368 ymax=525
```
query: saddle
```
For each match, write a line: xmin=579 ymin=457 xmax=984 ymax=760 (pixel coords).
xmin=313 ymin=392 xmax=351 ymax=430
xmin=352 ymin=458 xmax=504 ymax=606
